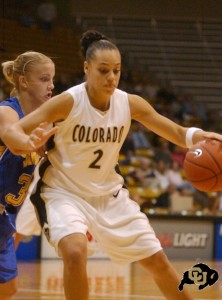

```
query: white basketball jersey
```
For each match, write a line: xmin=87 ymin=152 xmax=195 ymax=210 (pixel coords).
xmin=42 ymin=82 xmax=131 ymax=197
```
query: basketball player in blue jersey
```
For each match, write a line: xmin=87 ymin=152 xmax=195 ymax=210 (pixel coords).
xmin=0 ymin=51 xmax=55 ymax=299
xmin=2 ymin=30 xmax=222 ymax=300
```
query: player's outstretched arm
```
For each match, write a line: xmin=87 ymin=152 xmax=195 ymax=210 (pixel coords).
xmin=128 ymin=94 xmax=222 ymax=148
xmin=2 ymin=122 xmax=57 ymax=155
xmin=1 ymin=93 xmax=74 ymax=155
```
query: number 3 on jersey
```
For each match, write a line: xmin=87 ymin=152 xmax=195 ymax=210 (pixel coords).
xmin=5 ymin=173 xmax=32 ymax=206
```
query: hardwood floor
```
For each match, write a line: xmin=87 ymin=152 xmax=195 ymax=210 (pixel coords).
xmin=12 ymin=259 xmax=222 ymax=299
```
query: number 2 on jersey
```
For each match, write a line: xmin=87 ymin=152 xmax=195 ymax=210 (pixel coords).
xmin=89 ymin=149 xmax=103 ymax=169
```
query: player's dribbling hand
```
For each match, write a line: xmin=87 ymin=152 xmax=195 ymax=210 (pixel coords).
xmin=193 ymin=130 xmax=222 ymax=145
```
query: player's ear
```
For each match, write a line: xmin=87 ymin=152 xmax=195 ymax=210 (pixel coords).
xmin=84 ymin=61 xmax=89 ymax=75
xmin=19 ymin=75 xmax=28 ymax=88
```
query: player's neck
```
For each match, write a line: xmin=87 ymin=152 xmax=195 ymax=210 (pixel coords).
xmin=16 ymin=95 xmax=35 ymax=115
xmin=85 ymin=85 xmax=110 ymax=112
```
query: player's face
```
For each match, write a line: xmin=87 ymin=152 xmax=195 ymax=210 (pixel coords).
xmin=24 ymin=62 xmax=55 ymax=104
xmin=85 ymin=49 xmax=121 ymax=97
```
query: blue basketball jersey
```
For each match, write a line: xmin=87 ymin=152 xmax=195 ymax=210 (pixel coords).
xmin=0 ymin=97 xmax=40 ymax=257
xmin=0 ymin=97 xmax=40 ymax=208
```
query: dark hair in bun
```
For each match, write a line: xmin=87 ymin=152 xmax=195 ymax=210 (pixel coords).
xmin=80 ymin=30 xmax=118 ymax=61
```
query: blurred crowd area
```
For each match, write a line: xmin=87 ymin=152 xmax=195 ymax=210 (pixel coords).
xmin=119 ymin=73 xmax=222 ymax=217
xmin=1 ymin=70 xmax=222 ymax=217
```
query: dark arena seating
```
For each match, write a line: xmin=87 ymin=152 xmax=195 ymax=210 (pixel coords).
xmin=75 ymin=14 xmax=222 ymax=111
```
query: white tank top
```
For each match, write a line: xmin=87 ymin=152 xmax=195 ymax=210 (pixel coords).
xmin=42 ymin=82 xmax=131 ymax=197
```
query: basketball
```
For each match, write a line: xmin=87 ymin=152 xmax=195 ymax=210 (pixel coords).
xmin=183 ymin=140 xmax=222 ymax=192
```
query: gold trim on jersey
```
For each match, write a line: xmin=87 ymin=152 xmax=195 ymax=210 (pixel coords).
xmin=21 ymin=152 xmax=40 ymax=167
xmin=0 ymin=145 xmax=6 ymax=157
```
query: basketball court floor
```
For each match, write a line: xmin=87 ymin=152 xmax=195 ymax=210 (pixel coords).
xmin=12 ymin=258 xmax=222 ymax=299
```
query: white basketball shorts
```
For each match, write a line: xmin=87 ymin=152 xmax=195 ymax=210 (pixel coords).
xmin=42 ymin=187 xmax=162 ymax=264
xmin=16 ymin=170 xmax=41 ymax=236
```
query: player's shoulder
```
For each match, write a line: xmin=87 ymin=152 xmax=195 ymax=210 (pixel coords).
xmin=0 ymin=97 xmax=21 ymax=111
xmin=112 ymin=88 xmax=129 ymax=106
xmin=0 ymin=97 xmax=19 ymax=108
xmin=66 ymin=82 xmax=86 ymax=98
xmin=114 ymin=87 xmax=128 ymax=97
xmin=0 ymin=97 xmax=21 ymax=119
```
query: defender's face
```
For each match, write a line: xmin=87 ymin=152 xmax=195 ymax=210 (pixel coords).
xmin=25 ymin=62 xmax=55 ymax=104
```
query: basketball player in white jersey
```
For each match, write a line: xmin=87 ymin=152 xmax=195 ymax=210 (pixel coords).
xmin=2 ymin=30 xmax=222 ymax=300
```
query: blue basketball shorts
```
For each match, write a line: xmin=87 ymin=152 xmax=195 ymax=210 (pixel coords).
xmin=0 ymin=237 xmax=17 ymax=283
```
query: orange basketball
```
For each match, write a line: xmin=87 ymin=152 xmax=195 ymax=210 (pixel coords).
xmin=183 ymin=140 xmax=222 ymax=192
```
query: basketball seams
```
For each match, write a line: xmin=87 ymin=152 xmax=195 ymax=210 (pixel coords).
xmin=184 ymin=158 xmax=217 ymax=177
xmin=189 ymin=175 xmax=219 ymax=192
xmin=184 ymin=159 xmax=219 ymax=191
xmin=202 ymin=142 xmax=222 ymax=173
xmin=183 ymin=140 xmax=222 ymax=192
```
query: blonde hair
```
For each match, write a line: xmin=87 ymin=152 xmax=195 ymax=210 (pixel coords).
xmin=2 ymin=51 xmax=54 ymax=95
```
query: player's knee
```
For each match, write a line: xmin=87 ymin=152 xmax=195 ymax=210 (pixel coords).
xmin=59 ymin=233 xmax=87 ymax=268
xmin=64 ymin=247 xmax=87 ymax=271
xmin=61 ymin=242 xmax=87 ymax=266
